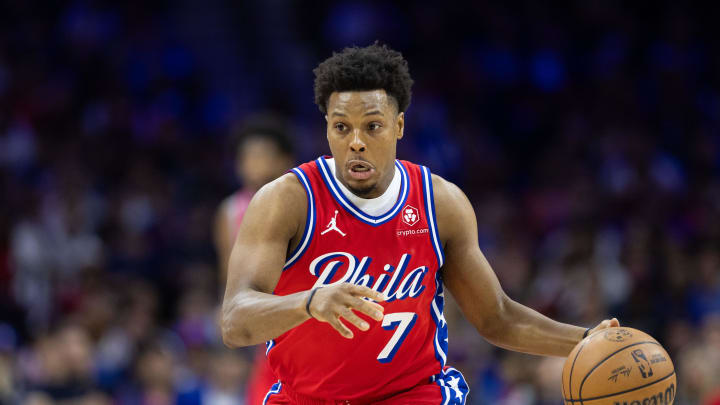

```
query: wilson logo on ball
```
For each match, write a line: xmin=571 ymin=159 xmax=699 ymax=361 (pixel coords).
xmin=612 ymin=383 xmax=675 ymax=405
xmin=402 ymin=205 xmax=420 ymax=226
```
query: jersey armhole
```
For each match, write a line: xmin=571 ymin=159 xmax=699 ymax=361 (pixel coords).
xmin=283 ymin=167 xmax=315 ymax=270
xmin=420 ymin=166 xmax=445 ymax=269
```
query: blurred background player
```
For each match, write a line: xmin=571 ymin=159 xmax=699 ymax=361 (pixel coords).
xmin=213 ymin=114 xmax=294 ymax=405
xmin=214 ymin=114 xmax=295 ymax=282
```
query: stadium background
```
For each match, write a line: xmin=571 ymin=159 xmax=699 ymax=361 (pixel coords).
xmin=1 ymin=1 xmax=720 ymax=404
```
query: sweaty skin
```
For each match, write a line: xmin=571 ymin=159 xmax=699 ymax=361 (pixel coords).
xmin=221 ymin=89 xmax=618 ymax=354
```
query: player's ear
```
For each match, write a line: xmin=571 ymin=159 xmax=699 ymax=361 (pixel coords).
xmin=396 ymin=112 xmax=404 ymax=140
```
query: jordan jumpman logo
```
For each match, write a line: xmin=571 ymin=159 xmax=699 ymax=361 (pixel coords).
xmin=321 ymin=210 xmax=346 ymax=237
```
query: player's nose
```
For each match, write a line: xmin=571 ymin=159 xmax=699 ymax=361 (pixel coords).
xmin=349 ymin=130 xmax=366 ymax=152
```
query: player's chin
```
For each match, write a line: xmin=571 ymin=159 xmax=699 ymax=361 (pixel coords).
xmin=345 ymin=177 xmax=377 ymax=197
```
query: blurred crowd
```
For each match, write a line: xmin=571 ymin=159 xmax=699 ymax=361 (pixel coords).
xmin=1 ymin=1 xmax=720 ymax=404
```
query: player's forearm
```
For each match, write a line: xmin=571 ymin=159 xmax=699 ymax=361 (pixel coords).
xmin=221 ymin=289 xmax=311 ymax=348
xmin=483 ymin=296 xmax=586 ymax=357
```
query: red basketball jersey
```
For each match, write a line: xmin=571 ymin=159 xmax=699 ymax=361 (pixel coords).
xmin=265 ymin=157 xmax=467 ymax=402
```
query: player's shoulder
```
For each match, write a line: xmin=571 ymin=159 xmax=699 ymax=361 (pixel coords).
xmin=253 ymin=172 xmax=307 ymax=206
xmin=242 ymin=173 xmax=307 ymax=225
xmin=428 ymin=173 xmax=475 ymax=243
xmin=233 ymin=173 xmax=309 ymax=240
xmin=430 ymin=173 xmax=467 ymax=209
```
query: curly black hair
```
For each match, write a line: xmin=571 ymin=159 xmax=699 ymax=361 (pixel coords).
xmin=313 ymin=43 xmax=414 ymax=114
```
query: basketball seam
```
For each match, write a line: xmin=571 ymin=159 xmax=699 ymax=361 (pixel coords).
xmin=567 ymin=338 xmax=590 ymax=403
xmin=563 ymin=370 xmax=675 ymax=403
xmin=577 ymin=341 xmax=661 ymax=403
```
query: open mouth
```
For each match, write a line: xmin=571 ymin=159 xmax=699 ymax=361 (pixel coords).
xmin=346 ymin=159 xmax=375 ymax=180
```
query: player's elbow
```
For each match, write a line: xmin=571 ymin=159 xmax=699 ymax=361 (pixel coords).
xmin=475 ymin=293 xmax=514 ymax=344
xmin=220 ymin=309 xmax=253 ymax=348
xmin=221 ymin=331 xmax=237 ymax=349
xmin=221 ymin=321 xmax=253 ymax=348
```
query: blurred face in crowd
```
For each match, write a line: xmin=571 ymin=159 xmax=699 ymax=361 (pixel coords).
xmin=209 ymin=350 xmax=248 ymax=392
xmin=236 ymin=137 xmax=293 ymax=191
xmin=36 ymin=325 xmax=94 ymax=383
xmin=57 ymin=325 xmax=94 ymax=377
xmin=136 ymin=347 xmax=174 ymax=389
xmin=325 ymin=89 xmax=404 ymax=198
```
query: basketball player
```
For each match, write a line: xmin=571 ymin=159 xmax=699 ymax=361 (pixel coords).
xmin=214 ymin=115 xmax=295 ymax=283
xmin=213 ymin=116 xmax=294 ymax=405
xmin=221 ymin=44 xmax=619 ymax=404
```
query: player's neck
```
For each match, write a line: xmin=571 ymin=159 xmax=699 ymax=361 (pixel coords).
xmin=327 ymin=157 xmax=401 ymax=216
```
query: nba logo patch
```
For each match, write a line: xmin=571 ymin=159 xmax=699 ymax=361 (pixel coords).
xmin=402 ymin=205 xmax=420 ymax=226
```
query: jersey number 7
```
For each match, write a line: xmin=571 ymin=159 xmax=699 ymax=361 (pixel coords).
xmin=376 ymin=312 xmax=417 ymax=363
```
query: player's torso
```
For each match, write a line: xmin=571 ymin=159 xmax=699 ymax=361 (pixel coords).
xmin=267 ymin=157 xmax=449 ymax=400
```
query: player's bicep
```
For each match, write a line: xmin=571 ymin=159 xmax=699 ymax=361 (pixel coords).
xmin=433 ymin=176 xmax=508 ymax=333
xmin=225 ymin=175 xmax=305 ymax=297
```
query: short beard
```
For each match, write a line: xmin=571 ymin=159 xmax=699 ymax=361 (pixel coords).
xmin=346 ymin=183 xmax=376 ymax=198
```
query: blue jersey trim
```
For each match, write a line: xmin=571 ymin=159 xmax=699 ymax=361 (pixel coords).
xmin=316 ymin=157 xmax=409 ymax=226
xmin=422 ymin=166 xmax=448 ymax=370
xmin=283 ymin=168 xmax=315 ymax=270
xmin=262 ymin=381 xmax=282 ymax=405
xmin=433 ymin=367 xmax=469 ymax=405
xmin=430 ymin=271 xmax=448 ymax=367
xmin=421 ymin=166 xmax=444 ymax=268
xmin=265 ymin=339 xmax=275 ymax=355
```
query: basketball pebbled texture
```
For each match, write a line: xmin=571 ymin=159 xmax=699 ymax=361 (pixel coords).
xmin=562 ymin=327 xmax=676 ymax=405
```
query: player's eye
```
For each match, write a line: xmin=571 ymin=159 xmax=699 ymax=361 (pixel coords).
xmin=368 ymin=122 xmax=382 ymax=131
xmin=334 ymin=123 xmax=348 ymax=132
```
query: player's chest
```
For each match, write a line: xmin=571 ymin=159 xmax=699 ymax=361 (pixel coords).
xmin=281 ymin=214 xmax=438 ymax=302
xmin=312 ymin=197 xmax=432 ymax=246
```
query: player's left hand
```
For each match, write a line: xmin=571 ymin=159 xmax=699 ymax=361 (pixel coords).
xmin=587 ymin=318 xmax=620 ymax=337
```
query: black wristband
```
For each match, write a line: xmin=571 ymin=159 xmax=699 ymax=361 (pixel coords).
xmin=305 ymin=287 xmax=321 ymax=318
xmin=583 ymin=327 xmax=592 ymax=339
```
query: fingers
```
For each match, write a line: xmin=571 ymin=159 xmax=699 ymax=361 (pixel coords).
xmin=311 ymin=284 xmax=388 ymax=339
xmin=345 ymin=284 xmax=386 ymax=302
xmin=347 ymin=296 xmax=384 ymax=321
xmin=592 ymin=318 xmax=621 ymax=335
xmin=339 ymin=307 xmax=370 ymax=331
xmin=600 ymin=318 xmax=619 ymax=329
xmin=328 ymin=315 xmax=354 ymax=339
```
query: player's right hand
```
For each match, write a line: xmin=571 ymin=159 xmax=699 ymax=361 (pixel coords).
xmin=307 ymin=283 xmax=386 ymax=339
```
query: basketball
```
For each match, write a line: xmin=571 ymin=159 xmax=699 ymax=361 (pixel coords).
xmin=562 ymin=327 xmax=676 ymax=405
